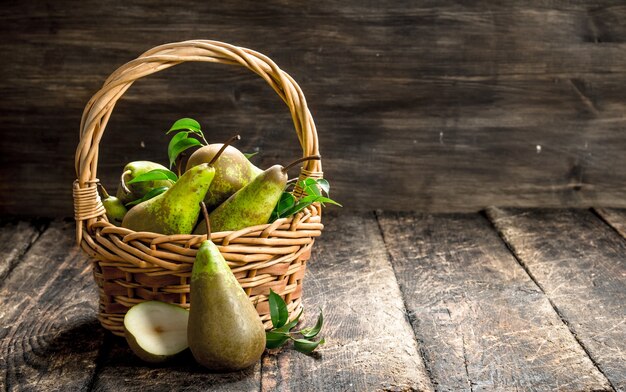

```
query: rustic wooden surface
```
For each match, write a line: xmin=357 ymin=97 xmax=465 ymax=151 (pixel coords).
xmin=1 ymin=1 xmax=626 ymax=217
xmin=0 ymin=220 xmax=104 ymax=391
xmin=262 ymin=213 xmax=432 ymax=391
xmin=1 ymin=209 xmax=624 ymax=391
xmin=595 ymin=208 xmax=626 ymax=239
xmin=91 ymin=340 xmax=261 ymax=392
xmin=0 ymin=219 xmax=45 ymax=282
xmin=487 ymin=208 xmax=626 ymax=392
xmin=376 ymin=212 xmax=610 ymax=391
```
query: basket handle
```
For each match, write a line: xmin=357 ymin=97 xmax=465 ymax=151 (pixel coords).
xmin=73 ymin=40 xmax=323 ymax=243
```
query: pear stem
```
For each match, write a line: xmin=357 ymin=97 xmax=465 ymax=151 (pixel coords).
xmin=209 ymin=134 xmax=241 ymax=166
xmin=282 ymin=155 xmax=321 ymax=174
xmin=200 ymin=202 xmax=211 ymax=240
xmin=120 ymin=170 xmax=132 ymax=194
xmin=97 ymin=183 xmax=110 ymax=199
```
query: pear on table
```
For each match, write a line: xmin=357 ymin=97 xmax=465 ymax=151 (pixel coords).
xmin=188 ymin=206 xmax=266 ymax=371
xmin=116 ymin=161 xmax=174 ymax=204
xmin=124 ymin=301 xmax=189 ymax=363
xmin=195 ymin=155 xmax=321 ymax=234
xmin=186 ymin=143 xmax=263 ymax=210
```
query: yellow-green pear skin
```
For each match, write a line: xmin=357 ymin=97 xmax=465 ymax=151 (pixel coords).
xmin=194 ymin=165 xmax=286 ymax=234
xmin=99 ymin=185 xmax=127 ymax=226
xmin=116 ymin=161 xmax=174 ymax=204
xmin=102 ymin=195 xmax=127 ymax=226
xmin=185 ymin=144 xmax=263 ymax=210
xmin=121 ymin=163 xmax=215 ymax=235
xmin=188 ymin=240 xmax=266 ymax=371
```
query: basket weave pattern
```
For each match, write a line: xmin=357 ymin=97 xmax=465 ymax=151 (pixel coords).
xmin=73 ymin=40 xmax=323 ymax=336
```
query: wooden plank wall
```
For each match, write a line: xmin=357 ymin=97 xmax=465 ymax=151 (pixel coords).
xmin=1 ymin=1 xmax=625 ymax=217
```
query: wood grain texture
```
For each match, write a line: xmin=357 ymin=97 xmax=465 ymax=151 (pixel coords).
xmin=0 ymin=219 xmax=46 ymax=282
xmin=0 ymin=220 xmax=104 ymax=391
xmin=594 ymin=208 xmax=626 ymax=239
xmin=91 ymin=339 xmax=261 ymax=392
xmin=486 ymin=208 xmax=626 ymax=392
xmin=377 ymin=211 xmax=611 ymax=391
xmin=262 ymin=212 xmax=433 ymax=392
xmin=1 ymin=1 xmax=626 ymax=216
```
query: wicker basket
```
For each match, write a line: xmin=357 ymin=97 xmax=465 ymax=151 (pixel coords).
xmin=73 ymin=40 xmax=323 ymax=337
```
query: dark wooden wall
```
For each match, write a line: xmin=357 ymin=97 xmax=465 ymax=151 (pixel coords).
xmin=1 ymin=1 xmax=625 ymax=217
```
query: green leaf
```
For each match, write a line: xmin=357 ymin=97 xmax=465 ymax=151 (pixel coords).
xmin=299 ymin=178 xmax=321 ymax=197
xmin=316 ymin=179 xmax=330 ymax=195
xmin=243 ymin=152 xmax=259 ymax=160
xmin=300 ymin=178 xmax=318 ymax=187
xmin=125 ymin=186 xmax=168 ymax=207
xmin=167 ymin=118 xmax=201 ymax=134
xmin=276 ymin=193 xmax=296 ymax=215
xmin=268 ymin=289 xmax=289 ymax=329
xmin=127 ymin=169 xmax=178 ymax=184
xmin=304 ymin=184 xmax=322 ymax=197
xmin=293 ymin=338 xmax=325 ymax=354
xmin=298 ymin=195 xmax=321 ymax=204
xmin=265 ymin=331 xmax=291 ymax=349
xmin=310 ymin=196 xmax=343 ymax=207
xmin=167 ymin=131 xmax=189 ymax=164
xmin=168 ymin=137 xmax=202 ymax=168
xmin=299 ymin=309 xmax=323 ymax=339
xmin=274 ymin=308 xmax=303 ymax=333
xmin=279 ymin=201 xmax=311 ymax=219
xmin=270 ymin=192 xmax=296 ymax=222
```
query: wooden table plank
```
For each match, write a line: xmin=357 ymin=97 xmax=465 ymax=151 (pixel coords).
xmin=595 ymin=208 xmax=626 ymax=239
xmin=0 ymin=219 xmax=46 ymax=283
xmin=91 ymin=339 xmax=261 ymax=392
xmin=377 ymin=212 xmax=611 ymax=392
xmin=486 ymin=208 xmax=626 ymax=392
xmin=262 ymin=212 xmax=433 ymax=392
xmin=0 ymin=220 xmax=104 ymax=391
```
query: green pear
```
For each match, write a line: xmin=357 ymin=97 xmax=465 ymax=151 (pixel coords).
xmin=185 ymin=144 xmax=263 ymax=210
xmin=188 ymin=235 xmax=266 ymax=371
xmin=98 ymin=184 xmax=127 ymax=226
xmin=121 ymin=163 xmax=215 ymax=235
xmin=124 ymin=301 xmax=189 ymax=363
xmin=116 ymin=161 xmax=174 ymax=205
xmin=195 ymin=156 xmax=321 ymax=234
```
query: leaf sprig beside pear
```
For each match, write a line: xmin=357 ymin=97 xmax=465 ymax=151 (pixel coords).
xmin=265 ymin=289 xmax=325 ymax=354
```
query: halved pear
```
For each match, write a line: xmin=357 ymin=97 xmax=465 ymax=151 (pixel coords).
xmin=123 ymin=301 xmax=189 ymax=363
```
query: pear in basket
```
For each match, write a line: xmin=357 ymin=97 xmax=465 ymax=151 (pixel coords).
xmin=116 ymin=161 xmax=174 ymax=204
xmin=185 ymin=143 xmax=263 ymax=210
xmin=122 ymin=140 xmax=237 ymax=235
xmin=195 ymin=156 xmax=321 ymax=234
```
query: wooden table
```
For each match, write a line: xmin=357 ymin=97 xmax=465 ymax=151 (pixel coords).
xmin=1 ymin=208 xmax=625 ymax=391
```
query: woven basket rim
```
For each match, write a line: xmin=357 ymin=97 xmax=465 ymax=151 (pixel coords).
xmin=73 ymin=39 xmax=323 ymax=242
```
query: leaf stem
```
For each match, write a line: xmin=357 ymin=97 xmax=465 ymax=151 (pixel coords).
xmin=199 ymin=132 xmax=209 ymax=146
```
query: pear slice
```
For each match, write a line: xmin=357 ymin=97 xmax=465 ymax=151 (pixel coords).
xmin=124 ymin=301 xmax=189 ymax=363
